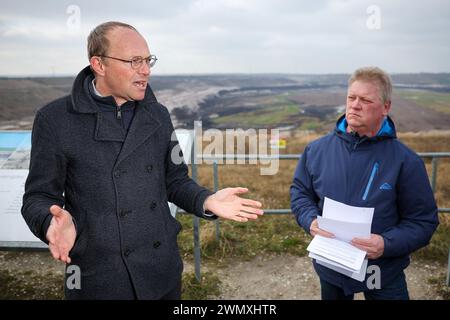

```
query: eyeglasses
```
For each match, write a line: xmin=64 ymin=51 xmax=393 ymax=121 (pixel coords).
xmin=100 ymin=54 xmax=158 ymax=69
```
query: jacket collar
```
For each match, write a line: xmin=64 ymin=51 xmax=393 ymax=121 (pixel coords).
xmin=70 ymin=66 xmax=162 ymax=165
xmin=114 ymin=99 xmax=161 ymax=166
xmin=71 ymin=65 xmax=158 ymax=114
xmin=334 ymin=114 xmax=397 ymax=143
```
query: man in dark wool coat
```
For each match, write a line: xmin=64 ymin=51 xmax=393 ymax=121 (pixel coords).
xmin=21 ymin=21 xmax=263 ymax=300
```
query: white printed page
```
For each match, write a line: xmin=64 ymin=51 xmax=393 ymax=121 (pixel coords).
xmin=310 ymin=252 xmax=368 ymax=282
xmin=317 ymin=215 xmax=371 ymax=242
xmin=307 ymin=235 xmax=367 ymax=271
xmin=323 ymin=197 xmax=374 ymax=223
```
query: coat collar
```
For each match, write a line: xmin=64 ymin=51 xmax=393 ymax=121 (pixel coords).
xmin=114 ymin=100 xmax=161 ymax=166
xmin=70 ymin=66 xmax=162 ymax=165
xmin=334 ymin=114 xmax=397 ymax=144
xmin=71 ymin=66 xmax=158 ymax=114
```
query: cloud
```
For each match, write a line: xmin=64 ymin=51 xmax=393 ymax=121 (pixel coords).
xmin=0 ymin=0 xmax=449 ymax=75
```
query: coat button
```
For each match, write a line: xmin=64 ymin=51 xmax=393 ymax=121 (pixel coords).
xmin=120 ymin=209 xmax=131 ymax=218
xmin=150 ymin=201 xmax=157 ymax=210
xmin=146 ymin=165 xmax=153 ymax=173
xmin=114 ymin=170 xmax=121 ymax=178
xmin=153 ymin=241 xmax=161 ymax=249
xmin=124 ymin=249 xmax=132 ymax=257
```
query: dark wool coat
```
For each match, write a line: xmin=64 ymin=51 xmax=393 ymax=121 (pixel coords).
xmin=22 ymin=66 xmax=214 ymax=299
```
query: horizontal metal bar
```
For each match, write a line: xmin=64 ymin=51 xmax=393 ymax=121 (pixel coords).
xmin=417 ymin=152 xmax=450 ymax=158
xmin=178 ymin=208 xmax=450 ymax=215
xmin=0 ymin=241 xmax=48 ymax=250
xmin=263 ymin=209 xmax=292 ymax=214
xmin=199 ymin=154 xmax=301 ymax=160
xmin=198 ymin=152 xmax=450 ymax=161
xmin=265 ymin=208 xmax=450 ymax=214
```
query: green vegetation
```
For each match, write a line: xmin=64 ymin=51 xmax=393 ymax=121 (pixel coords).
xmin=177 ymin=214 xmax=449 ymax=266
xmin=396 ymin=89 xmax=450 ymax=116
xmin=212 ymin=103 xmax=300 ymax=127
xmin=210 ymin=93 xmax=319 ymax=127
xmin=427 ymin=274 xmax=450 ymax=300
xmin=178 ymin=215 xmax=310 ymax=265
xmin=0 ymin=269 xmax=64 ymax=300
xmin=299 ymin=118 xmax=321 ymax=131
xmin=182 ymin=272 xmax=221 ymax=299
xmin=414 ymin=214 xmax=450 ymax=263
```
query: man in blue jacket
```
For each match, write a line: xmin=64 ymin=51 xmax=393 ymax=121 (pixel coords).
xmin=290 ymin=66 xmax=439 ymax=300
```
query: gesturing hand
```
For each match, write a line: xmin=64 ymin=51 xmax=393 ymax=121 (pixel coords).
xmin=46 ymin=205 xmax=76 ymax=264
xmin=204 ymin=187 xmax=264 ymax=222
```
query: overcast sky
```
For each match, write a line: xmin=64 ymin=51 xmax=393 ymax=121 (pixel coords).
xmin=1 ymin=0 xmax=449 ymax=76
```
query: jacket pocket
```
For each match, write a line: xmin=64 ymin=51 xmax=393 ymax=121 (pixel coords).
xmin=163 ymin=202 xmax=182 ymax=236
xmin=362 ymin=161 xmax=379 ymax=201
xmin=68 ymin=208 xmax=89 ymax=258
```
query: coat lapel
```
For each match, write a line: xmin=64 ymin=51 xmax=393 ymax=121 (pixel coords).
xmin=94 ymin=112 xmax=127 ymax=142
xmin=115 ymin=102 xmax=161 ymax=166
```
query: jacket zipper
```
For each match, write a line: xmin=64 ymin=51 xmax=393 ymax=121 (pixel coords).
xmin=362 ymin=162 xmax=379 ymax=200
xmin=352 ymin=136 xmax=367 ymax=151
xmin=116 ymin=105 xmax=122 ymax=120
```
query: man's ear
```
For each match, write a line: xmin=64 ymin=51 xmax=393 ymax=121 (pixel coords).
xmin=383 ymin=100 xmax=391 ymax=116
xmin=90 ymin=56 xmax=105 ymax=76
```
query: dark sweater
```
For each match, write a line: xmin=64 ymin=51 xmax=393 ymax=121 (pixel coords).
xmin=87 ymin=76 xmax=135 ymax=132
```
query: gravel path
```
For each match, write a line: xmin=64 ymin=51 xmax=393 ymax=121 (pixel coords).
xmin=189 ymin=254 xmax=448 ymax=300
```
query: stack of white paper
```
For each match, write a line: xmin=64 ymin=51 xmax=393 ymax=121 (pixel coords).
xmin=306 ymin=197 xmax=374 ymax=282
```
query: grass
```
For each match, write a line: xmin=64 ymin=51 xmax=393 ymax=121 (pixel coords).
xmin=299 ymin=118 xmax=321 ymax=131
xmin=396 ymin=89 xmax=450 ymax=116
xmin=209 ymin=93 xmax=334 ymax=128
xmin=0 ymin=269 xmax=64 ymax=300
xmin=427 ymin=274 xmax=450 ymax=300
xmin=414 ymin=214 xmax=450 ymax=263
xmin=178 ymin=215 xmax=310 ymax=265
xmin=182 ymin=272 xmax=221 ymax=299
xmin=0 ymin=265 xmax=222 ymax=300
xmin=212 ymin=103 xmax=300 ymax=127
xmin=0 ymin=250 xmax=221 ymax=300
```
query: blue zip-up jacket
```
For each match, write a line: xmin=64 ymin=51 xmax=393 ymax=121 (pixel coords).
xmin=290 ymin=115 xmax=439 ymax=295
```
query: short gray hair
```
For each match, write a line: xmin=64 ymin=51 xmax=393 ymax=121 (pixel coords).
xmin=348 ymin=66 xmax=392 ymax=103
xmin=87 ymin=21 xmax=138 ymax=59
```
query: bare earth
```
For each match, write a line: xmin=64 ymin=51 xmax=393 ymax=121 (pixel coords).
xmin=185 ymin=254 xmax=446 ymax=300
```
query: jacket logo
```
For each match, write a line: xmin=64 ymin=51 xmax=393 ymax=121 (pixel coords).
xmin=379 ymin=182 xmax=392 ymax=190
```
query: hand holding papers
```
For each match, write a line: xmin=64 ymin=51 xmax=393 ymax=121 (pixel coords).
xmin=306 ymin=197 xmax=374 ymax=282
xmin=351 ymin=234 xmax=385 ymax=260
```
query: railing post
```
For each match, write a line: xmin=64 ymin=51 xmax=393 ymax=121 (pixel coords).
xmin=447 ymin=248 xmax=450 ymax=287
xmin=431 ymin=157 xmax=438 ymax=192
xmin=213 ymin=161 xmax=220 ymax=241
xmin=191 ymin=126 xmax=201 ymax=282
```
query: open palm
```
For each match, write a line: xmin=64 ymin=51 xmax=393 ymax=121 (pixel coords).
xmin=46 ymin=205 xmax=76 ymax=264
xmin=204 ymin=187 xmax=264 ymax=222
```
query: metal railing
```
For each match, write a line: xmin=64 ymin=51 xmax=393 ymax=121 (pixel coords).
xmin=183 ymin=151 xmax=450 ymax=285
